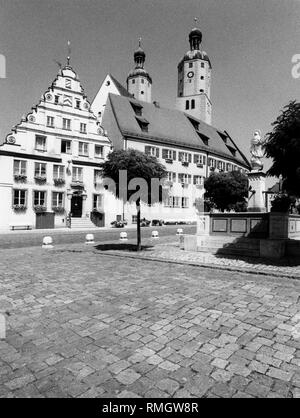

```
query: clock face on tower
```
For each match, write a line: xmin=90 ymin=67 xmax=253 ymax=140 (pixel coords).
xmin=187 ymin=71 xmax=194 ymax=78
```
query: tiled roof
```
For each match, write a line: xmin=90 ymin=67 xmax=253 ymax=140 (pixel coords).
xmin=105 ymin=93 xmax=250 ymax=168
xmin=109 ymin=74 xmax=133 ymax=98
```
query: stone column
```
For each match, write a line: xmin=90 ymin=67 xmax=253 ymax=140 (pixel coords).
xmin=247 ymin=171 xmax=266 ymax=212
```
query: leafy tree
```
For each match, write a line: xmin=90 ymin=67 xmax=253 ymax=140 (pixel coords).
xmin=204 ymin=170 xmax=248 ymax=212
xmin=264 ymin=101 xmax=300 ymax=198
xmin=100 ymin=149 xmax=167 ymax=251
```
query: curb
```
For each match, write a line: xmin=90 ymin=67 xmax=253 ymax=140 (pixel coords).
xmin=93 ymin=250 xmax=300 ymax=281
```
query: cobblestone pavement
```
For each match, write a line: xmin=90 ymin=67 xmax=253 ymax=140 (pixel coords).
xmin=0 ymin=243 xmax=300 ymax=398
xmin=118 ymin=242 xmax=300 ymax=279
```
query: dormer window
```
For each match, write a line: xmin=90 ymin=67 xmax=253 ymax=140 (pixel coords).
xmin=136 ymin=116 xmax=149 ymax=133
xmin=75 ymin=100 xmax=80 ymax=109
xmin=130 ymin=101 xmax=143 ymax=116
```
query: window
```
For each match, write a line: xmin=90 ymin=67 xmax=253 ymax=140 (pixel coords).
xmin=61 ymin=139 xmax=71 ymax=154
xmin=132 ymin=215 xmax=137 ymax=224
xmin=130 ymin=102 xmax=142 ymax=116
xmin=65 ymin=79 xmax=72 ymax=89
xmin=54 ymin=95 xmax=60 ymax=104
xmin=63 ymin=95 xmax=72 ymax=107
xmin=47 ymin=116 xmax=54 ymax=127
xmin=53 ymin=165 xmax=64 ymax=179
xmin=35 ymin=135 xmax=47 ymax=151
xmin=182 ymin=197 xmax=189 ymax=208
xmin=93 ymin=194 xmax=103 ymax=210
xmin=208 ymin=158 xmax=217 ymax=168
xmin=13 ymin=189 xmax=26 ymax=206
xmin=178 ymin=152 xmax=192 ymax=163
xmin=72 ymin=166 xmax=83 ymax=182
xmin=193 ymin=175 xmax=204 ymax=186
xmin=189 ymin=63 xmax=193 ymax=68
xmin=201 ymin=76 xmax=204 ymax=80
xmin=164 ymin=196 xmax=181 ymax=208
xmin=13 ymin=160 xmax=26 ymax=175
xmin=52 ymin=192 xmax=64 ymax=208
xmin=62 ymin=118 xmax=71 ymax=130
xmin=200 ymin=89 xmax=204 ymax=92
xmin=201 ymin=63 xmax=204 ymax=68
xmin=95 ymin=145 xmax=104 ymax=158
xmin=226 ymin=163 xmax=233 ymax=172
xmin=178 ymin=173 xmax=192 ymax=184
xmin=162 ymin=149 xmax=176 ymax=161
xmin=141 ymin=79 xmax=144 ymax=84
xmin=34 ymin=162 xmax=46 ymax=177
xmin=194 ymin=154 xmax=206 ymax=165
xmin=94 ymin=169 xmax=102 ymax=183
xmin=75 ymin=100 xmax=80 ymax=109
xmin=145 ymin=146 xmax=159 ymax=158
xmin=34 ymin=190 xmax=46 ymax=206
xmin=132 ymin=79 xmax=135 ymax=84
xmin=141 ymin=91 xmax=144 ymax=95
xmin=217 ymin=161 xmax=225 ymax=171
xmin=191 ymin=99 xmax=195 ymax=109
xmin=78 ymin=142 xmax=89 ymax=156
xmin=185 ymin=100 xmax=189 ymax=110
xmin=80 ymin=123 xmax=87 ymax=134
xmin=167 ymin=172 xmax=176 ymax=182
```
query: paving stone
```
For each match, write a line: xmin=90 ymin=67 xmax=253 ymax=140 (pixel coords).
xmin=115 ymin=369 xmax=141 ymax=385
xmin=156 ymin=378 xmax=180 ymax=395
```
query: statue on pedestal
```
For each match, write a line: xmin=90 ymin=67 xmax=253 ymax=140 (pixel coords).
xmin=250 ymin=130 xmax=264 ymax=171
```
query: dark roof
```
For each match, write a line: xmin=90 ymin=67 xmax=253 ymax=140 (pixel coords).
xmin=267 ymin=182 xmax=280 ymax=193
xmin=105 ymin=93 xmax=250 ymax=168
xmin=109 ymin=74 xmax=133 ymax=98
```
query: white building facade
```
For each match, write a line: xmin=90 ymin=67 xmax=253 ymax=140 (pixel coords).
xmin=0 ymin=64 xmax=113 ymax=231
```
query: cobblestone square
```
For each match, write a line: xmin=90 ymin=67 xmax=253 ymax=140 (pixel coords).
xmin=0 ymin=243 xmax=300 ymax=398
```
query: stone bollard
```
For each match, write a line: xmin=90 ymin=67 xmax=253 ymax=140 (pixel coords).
xmin=0 ymin=314 xmax=5 ymax=340
xmin=85 ymin=234 xmax=95 ymax=245
xmin=152 ymin=230 xmax=159 ymax=239
xmin=42 ymin=236 xmax=53 ymax=249
xmin=119 ymin=232 xmax=128 ymax=241
xmin=176 ymin=228 xmax=183 ymax=236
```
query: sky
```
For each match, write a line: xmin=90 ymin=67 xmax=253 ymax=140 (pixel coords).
xmin=0 ymin=0 xmax=299 ymax=174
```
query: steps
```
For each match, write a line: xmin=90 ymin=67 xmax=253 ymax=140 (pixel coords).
xmin=70 ymin=217 xmax=98 ymax=229
xmin=196 ymin=236 xmax=261 ymax=257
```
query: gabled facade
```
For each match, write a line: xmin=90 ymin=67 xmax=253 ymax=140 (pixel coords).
xmin=0 ymin=64 xmax=113 ymax=230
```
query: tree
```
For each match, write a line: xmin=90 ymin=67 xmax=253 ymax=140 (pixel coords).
xmin=204 ymin=170 xmax=248 ymax=212
xmin=264 ymin=101 xmax=300 ymax=198
xmin=100 ymin=149 xmax=167 ymax=251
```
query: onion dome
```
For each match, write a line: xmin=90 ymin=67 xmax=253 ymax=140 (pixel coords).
xmin=179 ymin=27 xmax=211 ymax=68
xmin=127 ymin=40 xmax=152 ymax=83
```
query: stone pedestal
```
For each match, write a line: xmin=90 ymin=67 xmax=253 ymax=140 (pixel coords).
xmin=247 ymin=171 xmax=266 ymax=212
xmin=269 ymin=212 xmax=289 ymax=239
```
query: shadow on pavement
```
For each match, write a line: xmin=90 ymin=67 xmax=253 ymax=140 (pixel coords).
xmin=94 ymin=243 xmax=154 ymax=252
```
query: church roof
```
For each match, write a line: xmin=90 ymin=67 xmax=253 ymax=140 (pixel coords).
xmin=104 ymin=93 xmax=250 ymax=168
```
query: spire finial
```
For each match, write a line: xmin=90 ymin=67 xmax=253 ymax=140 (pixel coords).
xmin=194 ymin=17 xmax=198 ymax=25
xmin=138 ymin=37 xmax=142 ymax=48
xmin=67 ymin=40 xmax=71 ymax=66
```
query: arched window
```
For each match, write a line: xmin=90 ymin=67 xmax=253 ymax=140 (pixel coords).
xmin=185 ymin=100 xmax=189 ymax=110
xmin=191 ymin=100 xmax=195 ymax=109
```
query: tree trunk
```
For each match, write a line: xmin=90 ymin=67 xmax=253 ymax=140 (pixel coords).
xmin=136 ymin=198 xmax=141 ymax=251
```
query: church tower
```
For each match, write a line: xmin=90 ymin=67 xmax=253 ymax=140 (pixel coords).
xmin=175 ymin=25 xmax=212 ymax=124
xmin=127 ymin=40 xmax=152 ymax=103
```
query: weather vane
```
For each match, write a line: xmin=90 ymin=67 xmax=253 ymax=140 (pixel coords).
xmin=67 ymin=40 xmax=71 ymax=66
xmin=194 ymin=17 xmax=199 ymax=25
xmin=138 ymin=37 xmax=142 ymax=48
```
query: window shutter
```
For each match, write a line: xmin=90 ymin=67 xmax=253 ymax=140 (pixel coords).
xmin=203 ymin=156 xmax=206 ymax=165
xmin=162 ymin=149 xmax=167 ymax=159
xmin=178 ymin=152 xmax=183 ymax=162
xmin=194 ymin=154 xmax=198 ymax=164
xmin=188 ymin=154 xmax=192 ymax=163
xmin=156 ymin=148 xmax=159 ymax=158
xmin=173 ymin=151 xmax=176 ymax=160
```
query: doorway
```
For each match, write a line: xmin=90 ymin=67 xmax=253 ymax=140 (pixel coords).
xmin=71 ymin=195 xmax=83 ymax=217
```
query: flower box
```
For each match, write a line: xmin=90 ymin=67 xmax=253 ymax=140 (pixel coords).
xmin=52 ymin=206 xmax=65 ymax=214
xmin=33 ymin=205 xmax=46 ymax=212
xmin=12 ymin=204 xmax=27 ymax=212
xmin=34 ymin=176 xmax=47 ymax=184
xmin=164 ymin=159 xmax=173 ymax=164
xmin=14 ymin=174 xmax=27 ymax=183
xmin=182 ymin=161 xmax=189 ymax=167
xmin=196 ymin=164 xmax=204 ymax=168
xmin=54 ymin=178 xmax=65 ymax=187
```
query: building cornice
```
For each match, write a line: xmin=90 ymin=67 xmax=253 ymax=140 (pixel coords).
xmin=0 ymin=150 xmax=62 ymax=163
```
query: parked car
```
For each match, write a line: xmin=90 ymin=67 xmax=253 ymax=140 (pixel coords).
xmin=111 ymin=220 xmax=127 ymax=228
xmin=140 ymin=217 xmax=151 ymax=227
xmin=151 ymin=219 xmax=164 ymax=226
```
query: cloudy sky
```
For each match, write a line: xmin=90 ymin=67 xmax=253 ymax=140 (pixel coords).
xmin=0 ymin=0 xmax=299 ymax=167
